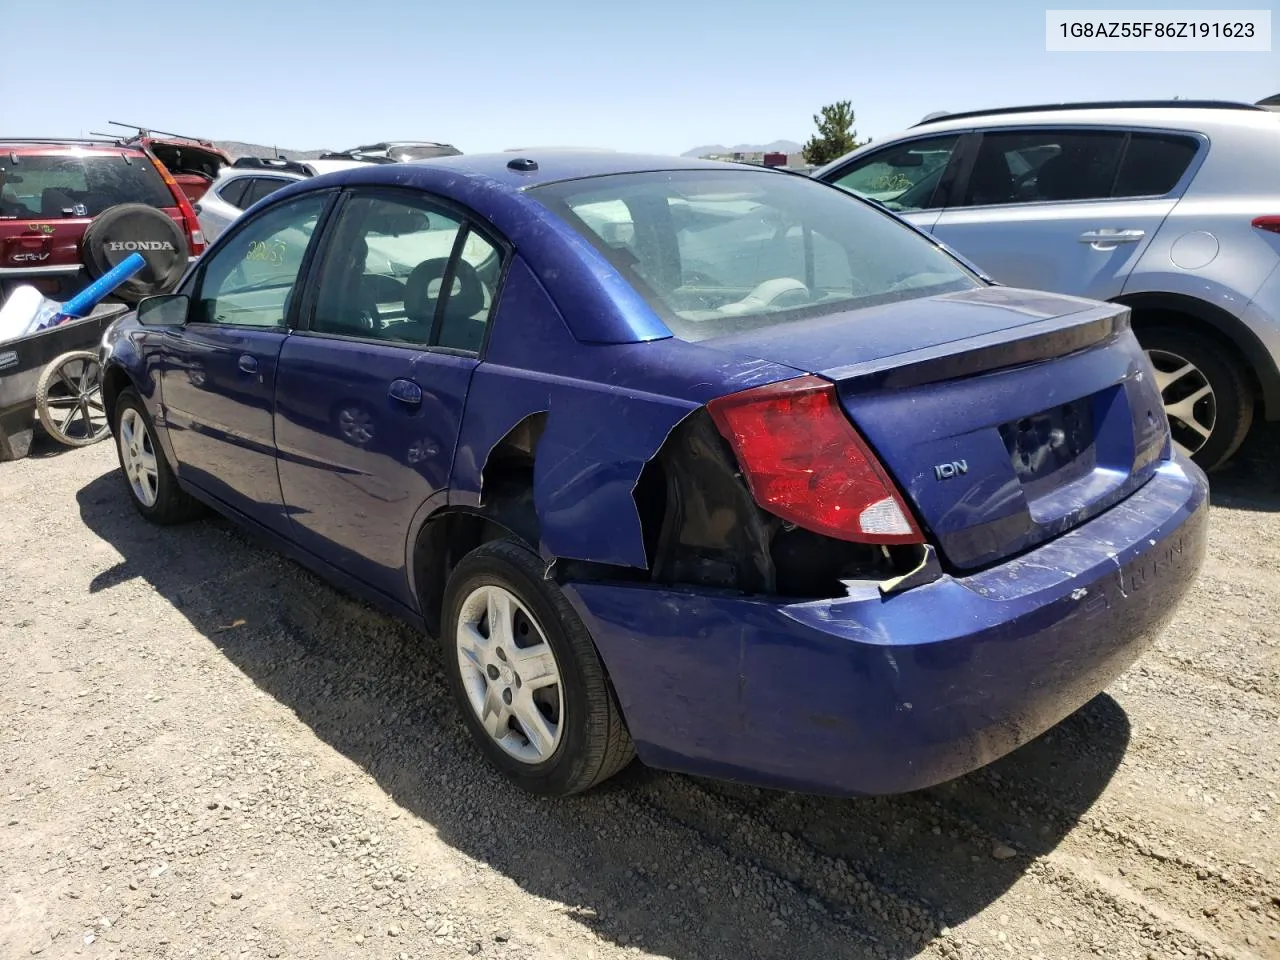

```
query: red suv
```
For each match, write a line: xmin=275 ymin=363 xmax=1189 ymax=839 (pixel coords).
xmin=104 ymin=124 xmax=232 ymax=204
xmin=0 ymin=138 xmax=205 ymax=304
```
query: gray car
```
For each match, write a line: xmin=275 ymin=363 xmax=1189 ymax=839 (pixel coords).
xmin=195 ymin=157 xmax=368 ymax=242
xmin=815 ymin=99 xmax=1280 ymax=470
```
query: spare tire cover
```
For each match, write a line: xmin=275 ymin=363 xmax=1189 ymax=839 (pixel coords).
xmin=80 ymin=203 xmax=189 ymax=303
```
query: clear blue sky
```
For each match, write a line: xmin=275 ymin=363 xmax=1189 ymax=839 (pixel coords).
xmin=6 ymin=0 xmax=1276 ymax=154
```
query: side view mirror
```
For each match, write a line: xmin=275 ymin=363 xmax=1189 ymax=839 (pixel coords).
xmin=136 ymin=293 xmax=189 ymax=327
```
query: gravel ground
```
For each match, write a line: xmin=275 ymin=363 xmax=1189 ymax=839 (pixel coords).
xmin=1 ymin=425 xmax=1278 ymax=960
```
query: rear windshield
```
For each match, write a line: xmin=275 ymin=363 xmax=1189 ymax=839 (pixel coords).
xmin=529 ymin=169 xmax=980 ymax=341
xmin=0 ymin=152 xmax=175 ymax=219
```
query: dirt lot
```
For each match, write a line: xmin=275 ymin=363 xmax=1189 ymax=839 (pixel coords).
xmin=1 ymin=427 xmax=1278 ymax=960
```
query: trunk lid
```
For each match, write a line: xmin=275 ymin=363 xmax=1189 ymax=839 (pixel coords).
xmin=705 ymin=286 xmax=1170 ymax=570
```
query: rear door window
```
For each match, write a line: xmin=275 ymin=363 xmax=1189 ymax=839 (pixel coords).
xmin=309 ymin=190 xmax=503 ymax=352
xmin=218 ymin=177 xmax=253 ymax=208
xmin=959 ymin=130 xmax=1128 ymax=206
xmin=0 ymin=152 xmax=175 ymax=218
xmin=240 ymin=177 xmax=293 ymax=209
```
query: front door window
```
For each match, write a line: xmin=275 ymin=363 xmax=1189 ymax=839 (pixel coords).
xmin=193 ymin=193 xmax=328 ymax=328
xmin=828 ymin=135 xmax=962 ymax=212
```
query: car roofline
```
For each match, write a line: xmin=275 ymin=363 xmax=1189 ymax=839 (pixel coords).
xmin=911 ymin=99 xmax=1266 ymax=127
xmin=1 ymin=137 xmax=130 ymax=148
xmin=360 ymin=150 xmax=781 ymax=191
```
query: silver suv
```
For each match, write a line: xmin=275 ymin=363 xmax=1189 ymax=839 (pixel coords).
xmin=814 ymin=100 xmax=1280 ymax=470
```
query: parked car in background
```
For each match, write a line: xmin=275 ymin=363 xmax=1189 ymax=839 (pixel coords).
xmin=100 ymin=151 xmax=1207 ymax=800
xmin=195 ymin=157 xmax=368 ymax=241
xmin=1 ymin=138 xmax=204 ymax=304
xmin=318 ymin=141 xmax=462 ymax=163
xmin=815 ymin=100 xmax=1280 ymax=470
xmin=101 ymin=124 xmax=232 ymax=204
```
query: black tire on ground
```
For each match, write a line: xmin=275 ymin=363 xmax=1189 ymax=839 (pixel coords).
xmin=440 ymin=539 xmax=635 ymax=796
xmin=112 ymin=388 xmax=204 ymax=524
xmin=80 ymin=203 xmax=189 ymax=304
xmin=1138 ymin=325 xmax=1254 ymax=472
xmin=35 ymin=351 xmax=111 ymax=447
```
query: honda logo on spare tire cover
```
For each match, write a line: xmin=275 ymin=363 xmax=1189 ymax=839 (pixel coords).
xmin=80 ymin=203 xmax=189 ymax=305
xmin=105 ymin=240 xmax=176 ymax=252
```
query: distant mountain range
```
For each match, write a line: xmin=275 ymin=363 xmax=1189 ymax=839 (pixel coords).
xmin=680 ymin=140 xmax=802 ymax=158
xmin=209 ymin=139 xmax=807 ymax=162
xmin=212 ymin=140 xmax=332 ymax=160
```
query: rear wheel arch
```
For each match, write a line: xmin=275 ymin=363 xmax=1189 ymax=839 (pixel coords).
xmin=1114 ymin=292 xmax=1278 ymax=419
xmin=412 ymin=413 xmax=548 ymax=636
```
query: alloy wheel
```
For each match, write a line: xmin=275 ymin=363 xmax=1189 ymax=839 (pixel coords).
xmin=455 ymin=584 xmax=564 ymax=764
xmin=118 ymin=407 xmax=160 ymax=508
xmin=1146 ymin=348 xmax=1217 ymax=459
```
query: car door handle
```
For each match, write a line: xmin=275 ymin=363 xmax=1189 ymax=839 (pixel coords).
xmin=388 ymin=378 xmax=423 ymax=409
xmin=1078 ymin=229 xmax=1145 ymax=244
xmin=238 ymin=354 xmax=259 ymax=374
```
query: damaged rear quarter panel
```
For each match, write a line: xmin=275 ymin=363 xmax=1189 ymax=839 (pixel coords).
xmin=449 ymin=255 xmax=800 ymax=569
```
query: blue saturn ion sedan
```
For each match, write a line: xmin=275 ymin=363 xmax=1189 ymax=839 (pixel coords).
xmin=98 ymin=150 xmax=1209 ymax=798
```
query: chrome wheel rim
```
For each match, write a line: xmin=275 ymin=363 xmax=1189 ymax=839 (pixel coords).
xmin=455 ymin=584 xmax=564 ymax=764
xmin=1147 ymin=348 xmax=1216 ymax=459
xmin=118 ymin=408 xmax=159 ymax=508
xmin=42 ymin=355 xmax=109 ymax=443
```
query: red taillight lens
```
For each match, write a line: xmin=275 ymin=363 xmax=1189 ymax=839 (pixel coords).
xmin=707 ymin=375 xmax=923 ymax=545
xmin=1253 ymin=216 xmax=1280 ymax=235
xmin=152 ymin=154 xmax=205 ymax=255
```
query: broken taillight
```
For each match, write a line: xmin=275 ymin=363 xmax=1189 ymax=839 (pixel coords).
xmin=707 ymin=375 xmax=924 ymax=545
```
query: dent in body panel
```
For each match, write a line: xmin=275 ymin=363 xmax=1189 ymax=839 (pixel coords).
xmin=450 ymin=256 xmax=800 ymax=572
xmin=456 ymin=366 xmax=698 ymax=570
xmin=450 ymin=255 xmax=918 ymax=595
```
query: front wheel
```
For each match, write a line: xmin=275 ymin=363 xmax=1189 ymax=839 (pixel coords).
xmin=1139 ymin=326 xmax=1254 ymax=472
xmin=441 ymin=539 xmax=634 ymax=796
xmin=113 ymin=389 xmax=204 ymax=524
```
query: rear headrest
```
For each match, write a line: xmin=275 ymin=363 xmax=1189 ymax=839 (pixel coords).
xmin=405 ymin=257 xmax=485 ymax=325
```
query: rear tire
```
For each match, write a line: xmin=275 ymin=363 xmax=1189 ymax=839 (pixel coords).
xmin=112 ymin=388 xmax=204 ymax=524
xmin=1138 ymin=325 xmax=1253 ymax=472
xmin=441 ymin=539 xmax=634 ymax=796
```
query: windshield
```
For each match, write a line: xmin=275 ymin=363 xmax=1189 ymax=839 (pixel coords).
xmin=529 ymin=169 xmax=980 ymax=342
xmin=0 ymin=152 xmax=175 ymax=219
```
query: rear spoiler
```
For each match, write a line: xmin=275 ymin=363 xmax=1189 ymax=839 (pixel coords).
xmin=830 ymin=301 xmax=1132 ymax=393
